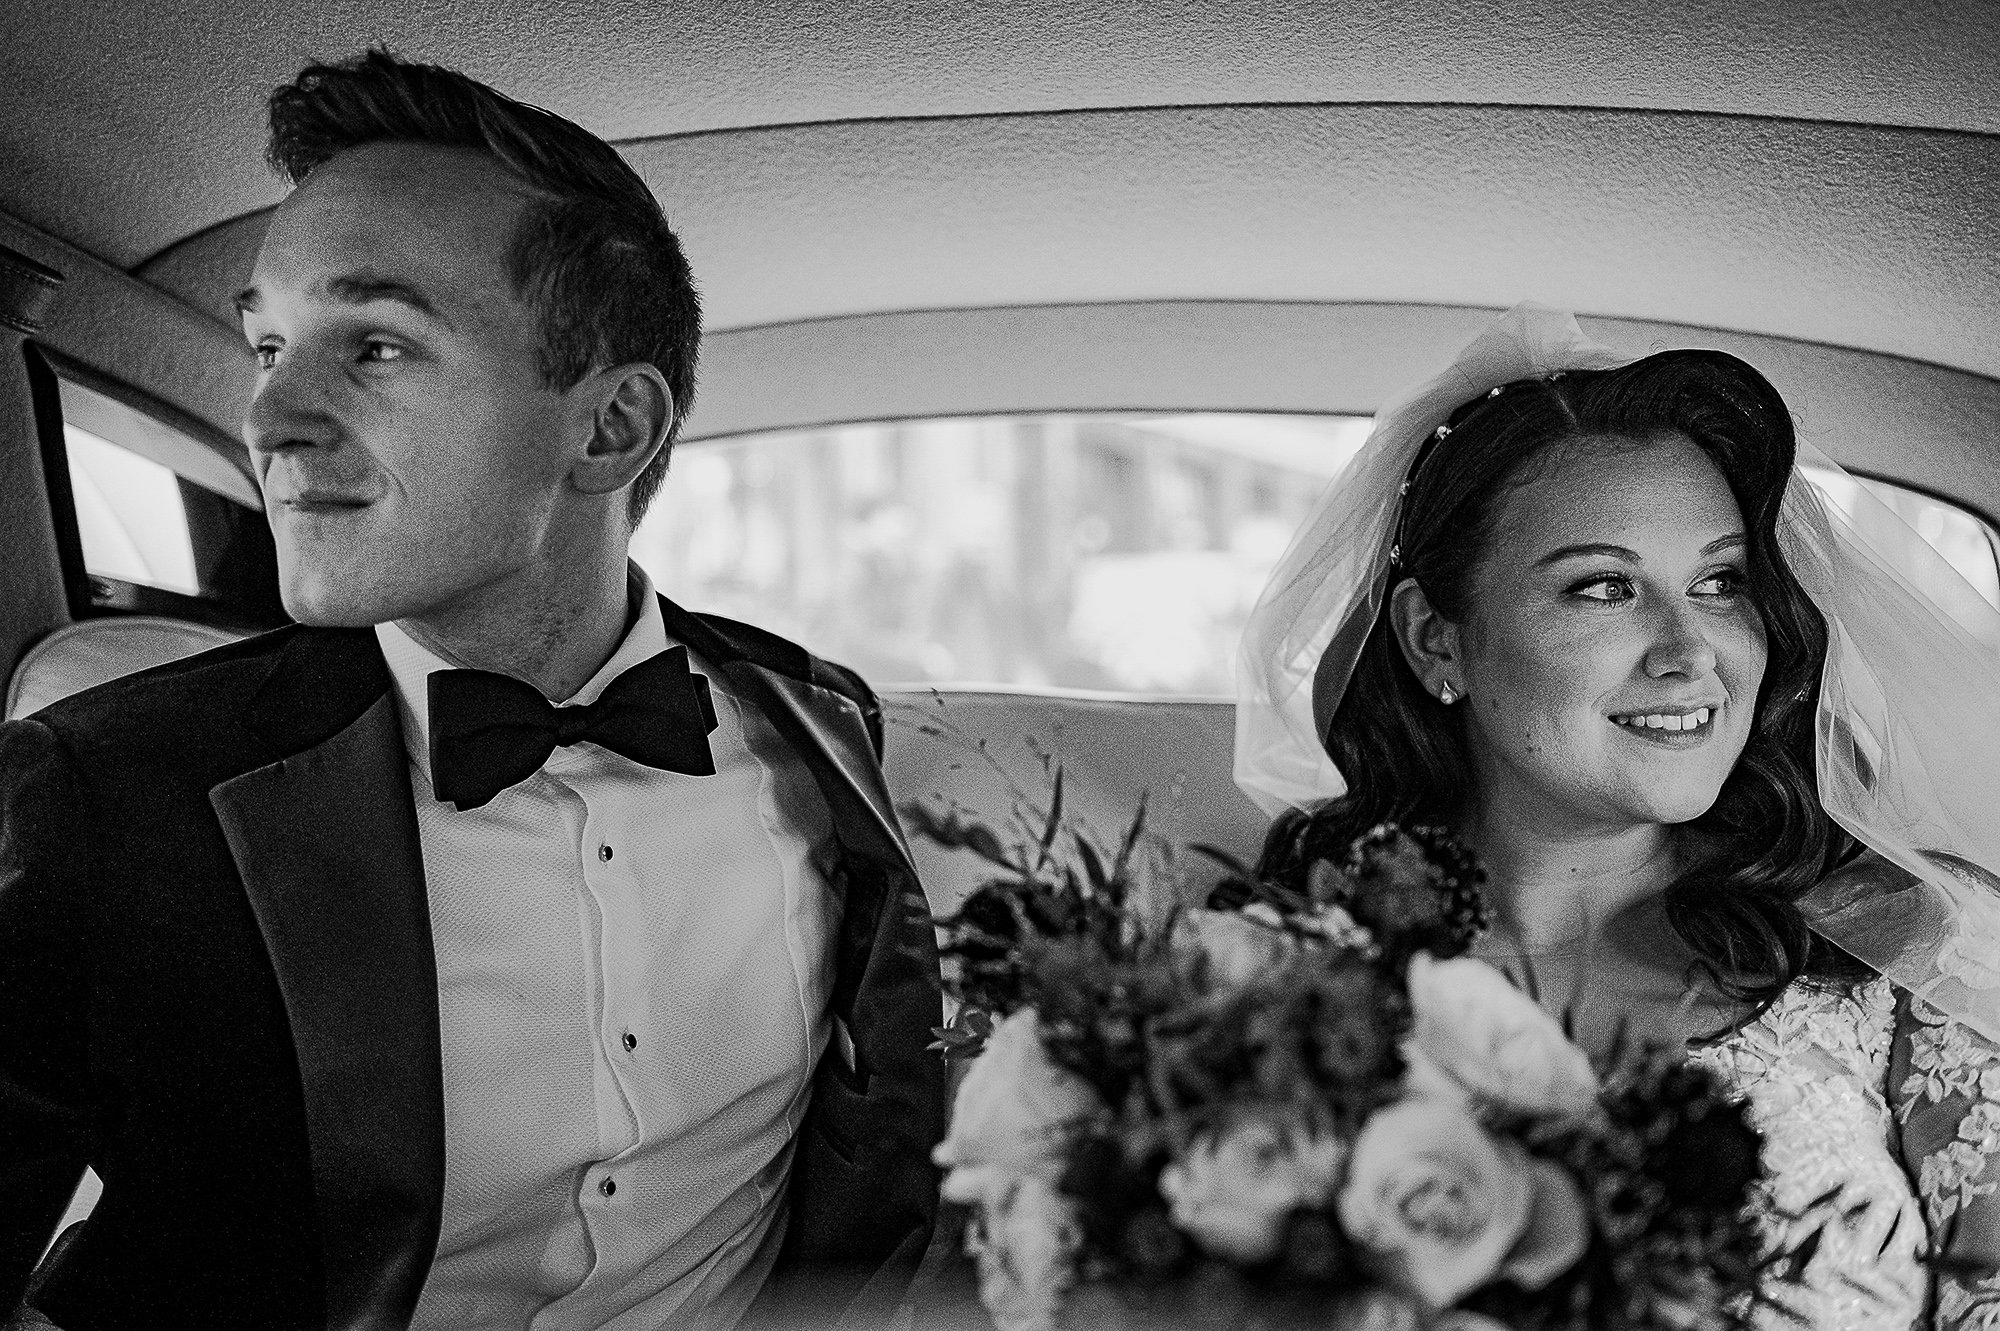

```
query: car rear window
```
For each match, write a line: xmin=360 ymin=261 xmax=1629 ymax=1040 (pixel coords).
xmin=634 ymin=413 xmax=1366 ymax=696
xmin=634 ymin=415 xmax=2000 ymax=693
xmin=1803 ymin=464 xmax=2000 ymax=648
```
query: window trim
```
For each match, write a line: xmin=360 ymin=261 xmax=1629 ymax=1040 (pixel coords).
xmin=37 ymin=347 xmax=259 ymax=509
xmin=28 ymin=347 xmax=287 ymax=635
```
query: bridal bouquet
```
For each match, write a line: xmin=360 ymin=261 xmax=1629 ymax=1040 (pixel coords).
xmin=910 ymin=790 xmax=1778 ymax=1331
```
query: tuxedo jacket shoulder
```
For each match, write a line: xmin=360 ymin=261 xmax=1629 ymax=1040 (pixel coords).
xmin=691 ymin=610 xmax=885 ymax=757
xmin=0 ymin=612 xmax=943 ymax=1331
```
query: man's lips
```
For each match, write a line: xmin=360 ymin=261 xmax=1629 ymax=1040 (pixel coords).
xmin=275 ymin=493 xmax=372 ymax=512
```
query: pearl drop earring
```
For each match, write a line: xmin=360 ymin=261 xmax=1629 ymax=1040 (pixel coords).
xmin=1438 ymin=682 xmax=1459 ymax=705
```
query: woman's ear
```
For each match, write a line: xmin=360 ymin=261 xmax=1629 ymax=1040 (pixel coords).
xmin=1388 ymin=577 xmax=1464 ymax=702
xmin=566 ymin=362 xmax=675 ymax=501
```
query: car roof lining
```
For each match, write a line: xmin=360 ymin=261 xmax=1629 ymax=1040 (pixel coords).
xmin=3 ymin=2 xmax=1995 ymax=515
xmin=5 ymin=0 xmax=1997 ymax=269
xmin=135 ymin=104 xmax=2000 ymax=387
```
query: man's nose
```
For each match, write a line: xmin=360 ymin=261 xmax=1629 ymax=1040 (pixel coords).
xmin=1642 ymin=597 xmax=1720 ymax=678
xmin=242 ymin=351 xmax=340 ymax=457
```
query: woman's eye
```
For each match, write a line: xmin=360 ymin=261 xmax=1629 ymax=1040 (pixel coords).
xmin=359 ymin=339 xmax=406 ymax=363
xmin=1692 ymin=569 xmax=1748 ymax=598
xmin=1570 ymin=575 xmax=1635 ymax=602
xmin=253 ymin=340 xmax=282 ymax=370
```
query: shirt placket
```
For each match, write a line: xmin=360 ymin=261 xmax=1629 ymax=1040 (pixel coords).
xmin=545 ymin=759 xmax=652 ymax=1310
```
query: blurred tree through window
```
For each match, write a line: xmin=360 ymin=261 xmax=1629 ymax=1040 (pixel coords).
xmin=633 ymin=414 xmax=1371 ymax=694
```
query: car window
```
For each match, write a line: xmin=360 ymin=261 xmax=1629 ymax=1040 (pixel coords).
xmin=1801 ymin=465 xmax=2000 ymax=648
xmin=63 ymin=417 xmax=199 ymax=594
xmin=42 ymin=371 xmax=285 ymax=630
xmin=634 ymin=416 xmax=2000 ymax=694
xmin=633 ymin=414 xmax=1373 ymax=695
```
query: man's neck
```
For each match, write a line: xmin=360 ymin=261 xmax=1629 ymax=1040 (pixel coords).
xmin=395 ymin=547 xmax=635 ymax=702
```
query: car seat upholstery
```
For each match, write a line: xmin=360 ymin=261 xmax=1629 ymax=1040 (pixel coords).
xmin=878 ymin=689 xmax=1268 ymax=913
xmin=6 ymin=630 xmax=1270 ymax=897
xmin=4 ymin=615 xmax=243 ymax=721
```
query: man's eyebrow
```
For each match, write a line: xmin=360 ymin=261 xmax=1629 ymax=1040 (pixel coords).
xmin=233 ymin=274 xmax=449 ymax=322
xmin=1536 ymin=533 xmax=1748 ymax=566
xmin=325 ymin=273 xmax=447 ymax=321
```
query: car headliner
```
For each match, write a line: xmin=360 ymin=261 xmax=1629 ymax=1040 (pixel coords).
xmin=1 ymin=0 xmax=1995 ymax=515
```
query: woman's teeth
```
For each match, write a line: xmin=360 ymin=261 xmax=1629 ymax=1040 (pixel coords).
xmin=1612 ymin=707 xmax=1713 ymax=732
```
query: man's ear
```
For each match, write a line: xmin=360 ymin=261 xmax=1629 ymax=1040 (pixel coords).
xmin=567 ymin=363 xmax=675 ymax=499
xmin=1388 ymin=576 xmax=1463 ymax=700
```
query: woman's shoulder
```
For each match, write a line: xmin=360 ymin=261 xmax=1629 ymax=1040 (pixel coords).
xmin=1700 ymin=973 xmax=1897 ymax=1073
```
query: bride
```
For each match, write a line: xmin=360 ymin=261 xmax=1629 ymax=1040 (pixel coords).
xmin=1232 ymin=305 xmax=2000 ymax=1328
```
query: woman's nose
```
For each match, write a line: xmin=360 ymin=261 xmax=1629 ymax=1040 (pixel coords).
xmin=1642 ymin=598 xmax=1720 ymax=678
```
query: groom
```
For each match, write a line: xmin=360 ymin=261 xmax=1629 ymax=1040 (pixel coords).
xmin=0 ymin=50 xmax=943 ymax=1331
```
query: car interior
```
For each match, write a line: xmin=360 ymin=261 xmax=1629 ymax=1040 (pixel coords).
xmin=2 ymin=0 xmax=1996 ymax=1263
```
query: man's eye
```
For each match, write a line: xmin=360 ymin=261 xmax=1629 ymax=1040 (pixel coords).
xmin=1571 ymin=575 xmax=1635 ymax=602
xmin=253 ymin=341 xmax=282 ymax=370
xmin=360 ymin=340 xmax=406 ymax=363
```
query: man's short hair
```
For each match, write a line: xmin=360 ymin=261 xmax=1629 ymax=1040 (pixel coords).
xmin=266 ymin=48 xmax=700 ymax=522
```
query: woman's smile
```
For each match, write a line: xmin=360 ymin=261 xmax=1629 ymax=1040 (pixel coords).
xmin=1608 ymin=703 xmax=1720 ymax=747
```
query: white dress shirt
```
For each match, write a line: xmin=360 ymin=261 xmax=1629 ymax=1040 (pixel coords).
xmin=375 ymin=567 xmax=835 ymax=1331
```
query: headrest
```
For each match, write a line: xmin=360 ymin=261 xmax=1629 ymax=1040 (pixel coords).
xmin=6 ymin=616 xmax=242 ymax=720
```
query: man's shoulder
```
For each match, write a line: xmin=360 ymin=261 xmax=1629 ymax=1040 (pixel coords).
xmin=12 ymin=623 xmax=394 ymax=780
xmin=22 ymin=624 xmax=300 ymax=735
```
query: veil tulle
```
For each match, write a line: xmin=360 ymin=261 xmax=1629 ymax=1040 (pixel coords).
xmin=1234 ymin=303 xmax=2000 ymax=1043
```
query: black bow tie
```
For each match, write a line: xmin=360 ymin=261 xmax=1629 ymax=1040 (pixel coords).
xmin=426 ymin=647 xmax=719 ymax=811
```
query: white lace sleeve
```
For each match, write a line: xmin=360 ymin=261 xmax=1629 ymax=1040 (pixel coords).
xmin=1893 ymin=993 xmax=2000 ymax=1328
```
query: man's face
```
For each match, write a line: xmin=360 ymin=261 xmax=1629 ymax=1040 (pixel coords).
xmin=238 ymin=141 xmax=577 ymax=627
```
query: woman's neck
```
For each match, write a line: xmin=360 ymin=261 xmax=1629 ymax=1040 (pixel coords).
xmin=1459 ymin=801 xmax=1679 ymax=957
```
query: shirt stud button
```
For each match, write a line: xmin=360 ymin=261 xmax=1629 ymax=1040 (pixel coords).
xmin=623 ymin=1032 xmax=638 ymax=1051
xmin=600 ymin=1177 xmax=616 ymax=1197
xmin=598 ymin=844 xmax=613 ymax=862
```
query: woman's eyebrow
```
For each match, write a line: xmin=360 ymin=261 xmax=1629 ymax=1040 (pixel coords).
xmin=1537 ymin=542 xmax=1639 ymax=566
xmin=1536 ymin=532 xmax=1748 ymax=567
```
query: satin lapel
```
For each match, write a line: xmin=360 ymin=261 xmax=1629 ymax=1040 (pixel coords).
xmin=657 ymin=598 xmax=919 ymax=880
xmin=210 ymin=687 xmax=442 ymax=1331
xmin=733 ymin=662 xmax=917 ymax=869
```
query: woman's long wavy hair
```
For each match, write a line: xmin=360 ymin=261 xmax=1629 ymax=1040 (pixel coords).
xmin=1256 ymin=350 xmax=1864 ymax=1004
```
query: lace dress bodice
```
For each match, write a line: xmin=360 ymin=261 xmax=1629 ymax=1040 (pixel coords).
xmin=1694 ymin=978 xmax=1928 ymax=1327
xmin=1691 ymin=978 xmax=2000 ymax=1329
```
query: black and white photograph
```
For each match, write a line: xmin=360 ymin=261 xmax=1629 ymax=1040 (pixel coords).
xmin=2 ymin=4 xmax=1997 ymax=1329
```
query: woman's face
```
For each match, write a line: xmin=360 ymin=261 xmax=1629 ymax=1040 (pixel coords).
xmin=1427 ymin=431 xmax=1769 ymax=832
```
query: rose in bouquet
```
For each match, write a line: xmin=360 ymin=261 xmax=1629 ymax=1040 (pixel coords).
xmin=909 ymin=788 xmax=1782 ymax=1331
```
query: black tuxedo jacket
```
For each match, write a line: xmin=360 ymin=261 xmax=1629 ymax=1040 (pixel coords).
xmin=0 ymin=598 xmax=945 ymax=1330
